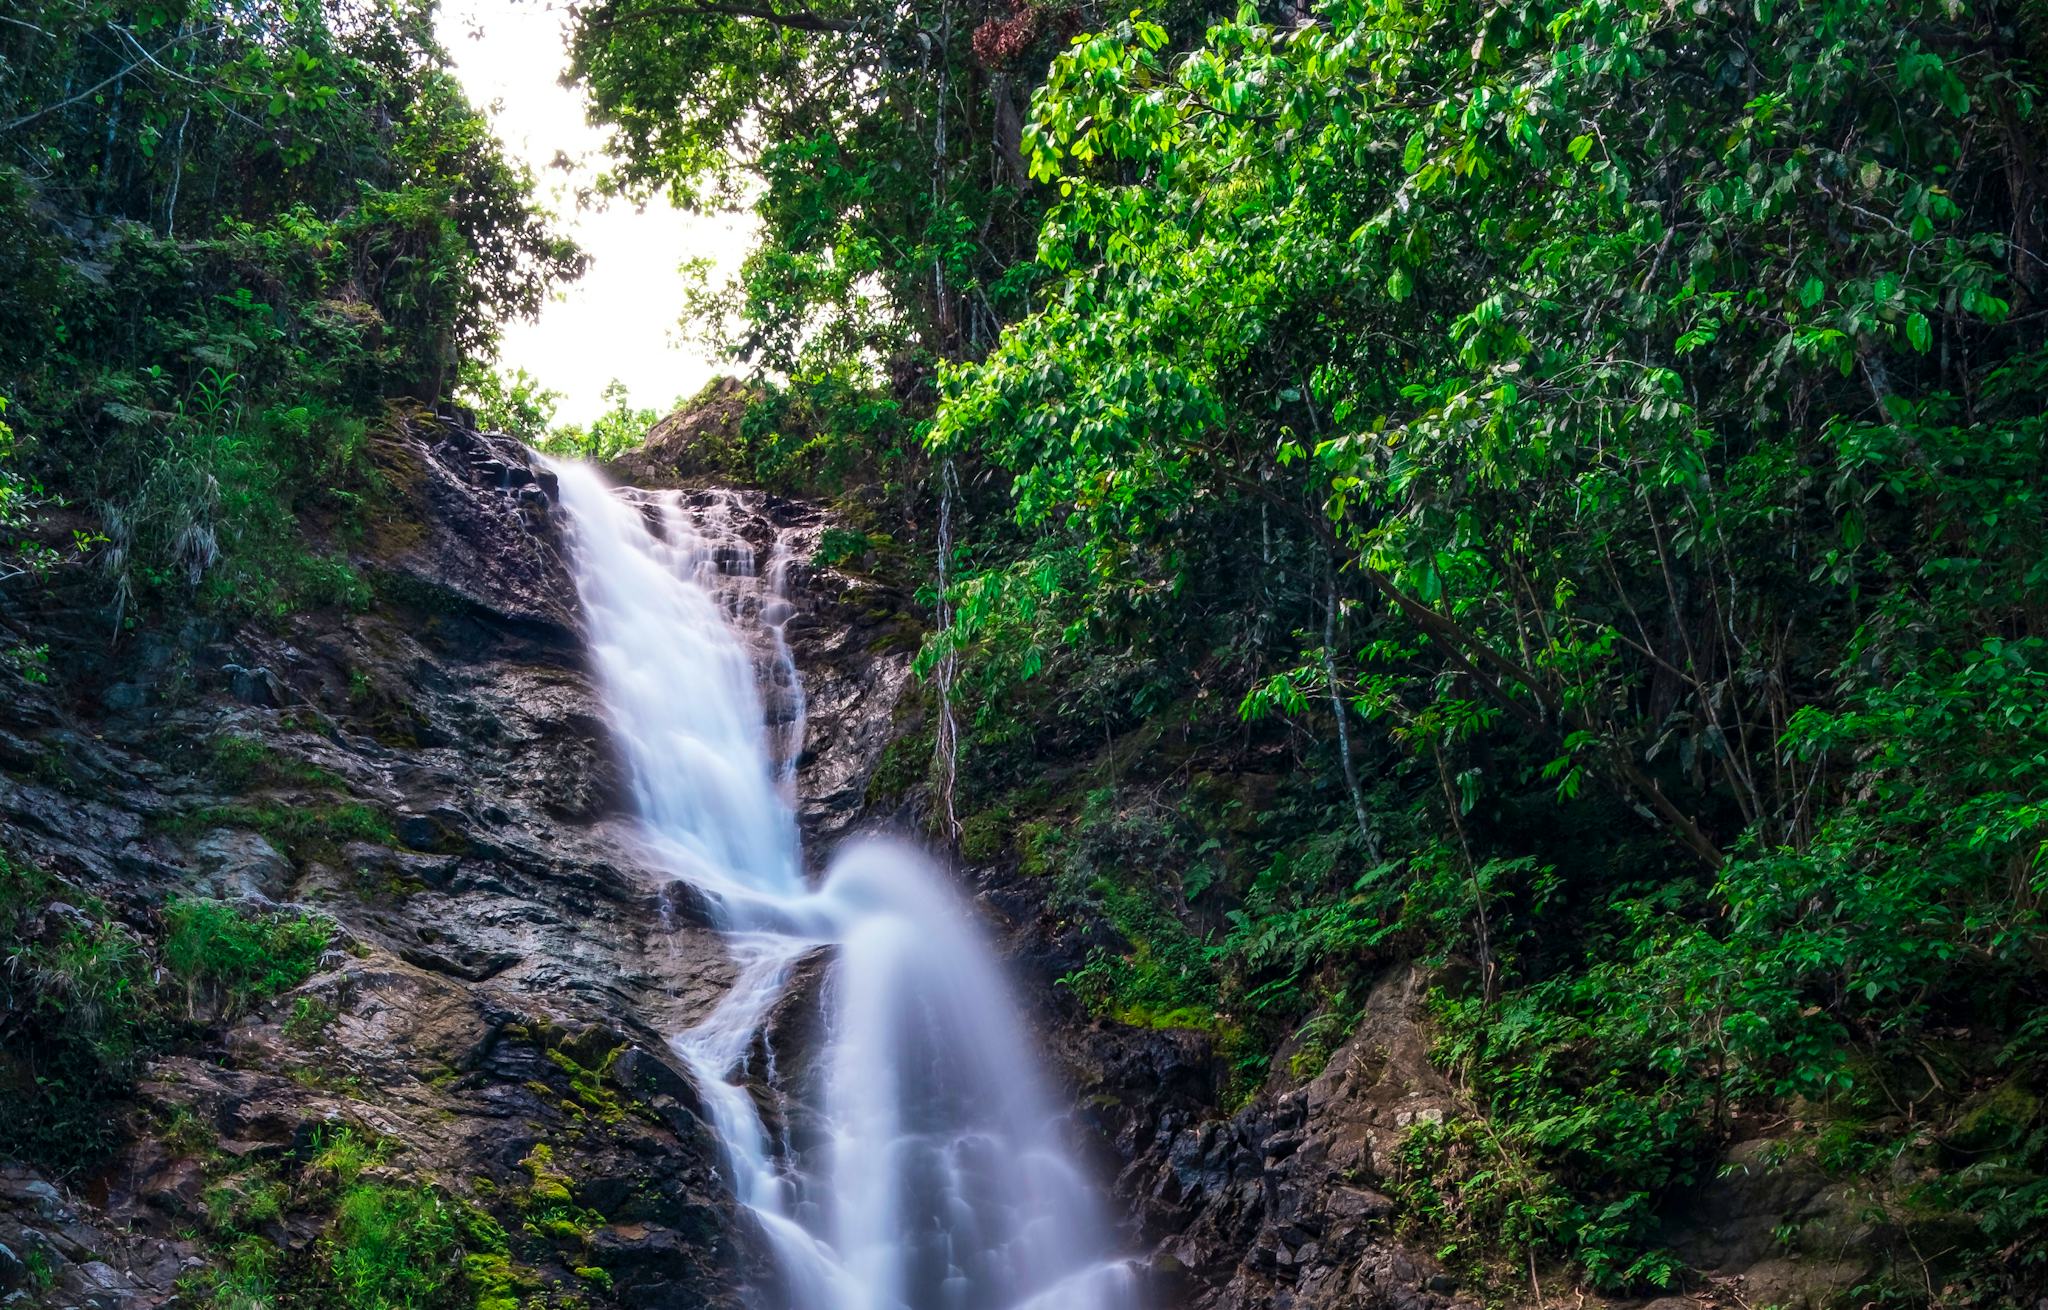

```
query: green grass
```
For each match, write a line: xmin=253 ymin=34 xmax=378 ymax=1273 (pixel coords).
xmin=0 ymin=860 xmax=336 ymax=1174
xmin=328 ymin=1181 xmax=464 ymax=1310
xmin=0 ymin=851 xmax=162 ymax=1171
xmin=159 ymin=801 xmax=397 ymax=850
xmin=183 ymin=1125 xmax=550 ymax=1310
xmin=22 ymin=1247 xmax=54 ymax=1292
xmin=162 ymin=897 xmax=332 ymax=1017
xmin=283 ymin=994 xmax=340 ymax=1045
xmin=205 ymin=734 xmax=347 ymax=792
xmin=813 ymin=526 xmax=871 ymax=568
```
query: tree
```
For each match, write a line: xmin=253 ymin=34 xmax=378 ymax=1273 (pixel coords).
xmin=539 ymin=379 xmax=658 ymax=461
xmin=922 ymin=0 xmax=2048 ymax=1289
xmin=460 ymin=364 xmax=564 ymax=444
xmin=566 ymin=0 xmax=1082 ymax=379
xmin=0 ymin=0 xmax=583 ymax=616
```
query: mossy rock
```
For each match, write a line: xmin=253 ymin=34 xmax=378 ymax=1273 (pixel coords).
xmin=957 ymin=809 xmax=1011 ymax=864
xmin=1949 ymin=1078 xmax=2042 ymax=1152
xmin=864 ymin=730 xmax=934 ymax=807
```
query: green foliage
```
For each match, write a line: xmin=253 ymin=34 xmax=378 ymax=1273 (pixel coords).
xmin=0 ymin=0 xmax=579 ymax=621
xmin=308 ymin=1125 xmax=387 ymax=1190
xmin=284 ymin=995 xmax=340 ymax=1046
xmin=205 ymin=734 xmax=346 ymax=792
xmin=0 ymin=855 xmax=333 ymax=1173
xmin=814 ymin=527 xmax=873 ymax=569
xmin=1048 ymin=791 xmax=1220 ymax=1018
xmin=537 ymin=378 xmax=658 ymax=462
xmin=162 ymin=800 xmax=398 ymax=854
xmin=863 ymin=723 xmax=937 ymax=809
xmin=193 ymin=1235 xmax=278 ymax=1310
xmin=641 ymin=372 xmax=913 ymax=501
xmin=0 ymin=393 xmax=99 ymax=592
xmin=458 ymin=363 xmax=563 ymax=445
xmin=1393 ymin=1111 xmax=1681 ymax=1295
xmin=161 ymin=898 xmax=331 ymax=1018
xmin=186 ymin=1126 xmax=530 ymax=1310
xmin=904 ymin=0 xmax=2048 ymax=1292
xmin=568 ymin=0 xmax=1055 ymax=378
xmin=564 ymin=0 xmax=1072 ymax=505
xmin=0 ymin=851 xmax=161 ymax=1171
xmin=730 ymin=370 xmax=910 ymax=497
xmin=21 ymin=1246 xmax=55 ymax=1293
xmin=453 ymin=1202 xmax=531 ymax=1310
xmin=327 ymin=1181 xmax=465 ymax=1310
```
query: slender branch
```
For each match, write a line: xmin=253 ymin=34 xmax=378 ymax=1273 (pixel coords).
xmin=1 ymin=58 xmax=141 ymax=133
xmin=1322 ymin=552 xmax=1380 ymax=862
xmin=1232 ymin=473 xmax=1726 ymax=868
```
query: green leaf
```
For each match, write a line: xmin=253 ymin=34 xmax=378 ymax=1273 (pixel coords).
xmin=1904 ymin=313 xmax=1931 ymax=353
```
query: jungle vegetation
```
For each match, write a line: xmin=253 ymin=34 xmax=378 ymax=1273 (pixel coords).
xmin=568 ymin=0 xmax=2048 ymax=1298
xmin=3 ymin=0 xmax=2047 ymax=1301
xmin=0 ymin=0 xmax=580 ymax=620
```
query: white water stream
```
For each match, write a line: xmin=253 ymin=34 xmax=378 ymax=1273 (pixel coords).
xmin=551 ymin=463 xmax=1138 ymax=1310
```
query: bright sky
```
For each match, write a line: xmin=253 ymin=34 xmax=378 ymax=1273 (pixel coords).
xmin=437 ymin=0 xmax=755 ymax=424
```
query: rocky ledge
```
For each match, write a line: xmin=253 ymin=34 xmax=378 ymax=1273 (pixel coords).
xmin=0 ymin=408 xmax=908 ymax=1310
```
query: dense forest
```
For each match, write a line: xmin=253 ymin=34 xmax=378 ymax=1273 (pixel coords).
xmin=4 ymin=0 xmax=2048 ymax=1307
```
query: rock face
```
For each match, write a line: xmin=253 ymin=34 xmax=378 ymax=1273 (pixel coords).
xmin=1113 ymin=967 xmax=1468 ymax=1310
xmin=606 ymin=379 xmax=755 ymax=491
xmin=972 ymin=861 xmax=1872 ymax=1310
xmin=1027 ymin=960 xmax=1481 ymax=1310
xmin=0 ymin=409 xmax=906 ymax=1310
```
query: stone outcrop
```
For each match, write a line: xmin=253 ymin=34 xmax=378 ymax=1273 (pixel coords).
xmin=0 ymin=407 xmax=908 ymax=1310
xmin=606 ymin=379 xmax=755 ymax=491
xmin=1106 ymin=966 xmax=1468 ymax=1310
xmin=970 ymin=844 xmax=1879 ymax=1310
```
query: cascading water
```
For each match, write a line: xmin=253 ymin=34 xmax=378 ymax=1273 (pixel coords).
xmin=550 ymin=462 xmax=1138 ymax=1310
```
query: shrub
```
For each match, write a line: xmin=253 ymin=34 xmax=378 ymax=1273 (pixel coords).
xmin=814 ymin=527 xmax=872 ymax=568
xmin=161 ymin=898 xmax=332 ymax=1018
xmin=327 ymin=1182 xmax=465 ymax=1310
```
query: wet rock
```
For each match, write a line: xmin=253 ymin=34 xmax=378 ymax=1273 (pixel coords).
xmin=1324 ymin=1186 xmax=1392 ymax=1224
xmin=0 ymin=1165 xmax=195 ymax=1310
xmin=613 ymin=1046 xmax=706 ymax=1137
xmin=222 ymin=663 xmax=284 ymax=707
xmin=0 ymin=1180 xmax=64 ymax=1224
xmin=395 ymin=811 xmax=450 ymax=852
xmin=1041 ymin=964 xmax=1481 ymax=1310
xmin=187 ymin=829 xmax=290 ymax=900
xmin=0 ymin=409 xmax=761 ymax=1310
xmin=69 ymin=1260 xmax=133 ymax=1310
xmin=606 ymin=379 xmax=753 ymax=489
xmin=1671 ymin=1137 xmax=1828 ymax=1270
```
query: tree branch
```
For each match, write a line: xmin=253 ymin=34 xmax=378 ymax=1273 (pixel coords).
xmin=1230 ymin=472 xmax=1726 ymax=869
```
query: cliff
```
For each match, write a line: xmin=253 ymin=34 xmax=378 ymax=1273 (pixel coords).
xmin=0 ymin=408 xmax=911 ymax=1310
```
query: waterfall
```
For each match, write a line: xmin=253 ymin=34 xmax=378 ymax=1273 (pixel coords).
xmin=550 ymin=462 xmax=1138 ymax=1310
